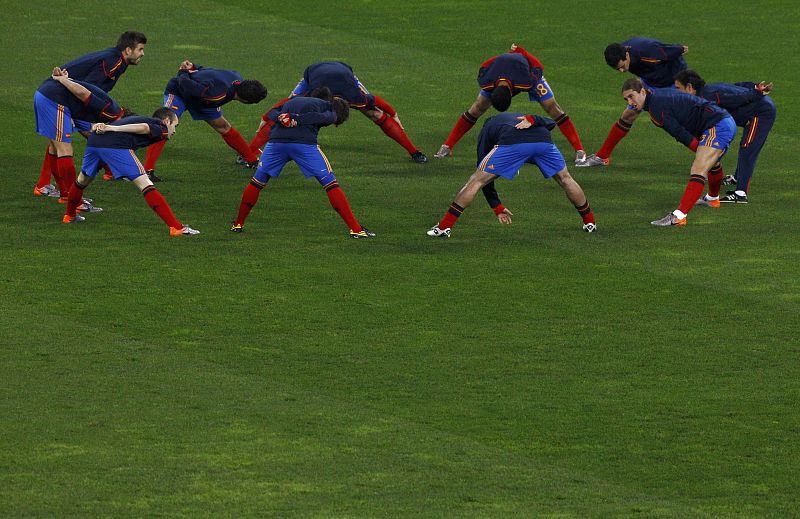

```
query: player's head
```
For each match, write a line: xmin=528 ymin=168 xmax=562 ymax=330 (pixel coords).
xmin=116 ymin=31 xmax=147 ymax=65
xmin=604 ymin=43 xmax=630 ymax=73
xmin=332 ymin=97 xmax=350 ymax=126
xmin=153 ymin=107 xmax=179 ymax=138
xmin=674 ymin=69 xmax=706 ymax=96
xmin=621 ymin=78 xmax=647 ymax=110
xmin=309 ymin=86 xmax=333 ymax=101
xmin=490 ymin=85 xmax=512 ymax=112
xmin=235 ymin=80 xmax=268 ymax=104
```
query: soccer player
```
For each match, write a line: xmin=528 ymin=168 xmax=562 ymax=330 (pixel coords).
xmin=34 ymin=67 xmax=130 ymax=211
xmin=247 ymin=61 xmax=427 ymax=163
xmin=426 ymin=113 xmax=596 ymax=238
xmin=143 ymin=60 xmax=267 ymax=181
xmin=231 ymin=88 xmax=374 ymax=238
xmin=434 ymin=44 xmax=586 ymax=165
xmin=34 ymin=31 xmax=147 ymax=195
xmin=579 ymin=37 xmax=689 ymax=168
xmin=62 ymin=108 xmax=199 ymax=236
xmin=674 ymin=70 xmax=776 ymax=204
xmin=619 ymin=78 xmax=737 ymax=226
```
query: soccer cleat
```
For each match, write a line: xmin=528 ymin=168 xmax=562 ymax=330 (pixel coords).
xmin=575 ymin=150 xmax=587 ymax=165
xmin=722 ymin=175 xmax=737 ymax=186
xmin=583 ymin=222 xmax=596 ymax=233
xmin=434 ymin=144 xmax=452 ymax=158
xmin=650 ymin=213 xmax=686 ymax=227
xmin=695 ymin=194 xmax=720 ymax=208
xmin=146 ymin=169 xmax=163 ymax=182
xmin=720 ymin=191 xmax=748 ymax=204
xmin=244 ymin=161 xmax=259 ymax=169
xmin=102 ymin=171 xmax=113 ymax=181
xmin=350 ymin=227 xmax=376 ymax=239
xmin=230 ymin=223 xmax=243 ymax=233
xmin=58 ymin=196 xmax=94 ymax=205
xmin=77 ymin=200 xmax=103 ymax=213
xmin=411 ymin=151 xmax=428 ymax=164
xmin=235 ymin=155 xmax=246 ymax=165
xmin=169 ymin=225 xmax=200 ymax=236
xmin=575 ymin=153 xmax=609 ymax=168
xmin=33 ymin=184 xmax=60 ymax=198
xmin=426 ymin=225 xmax=451 ymax=238
xmin=62 ymin=213 xmax=86 ymax=224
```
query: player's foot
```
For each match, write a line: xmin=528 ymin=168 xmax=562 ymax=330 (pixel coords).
xmin=575 ymin=153 xmax=608 ymax=168
xmin=33 ymin=184 xmax=60 ymax=198
xmin=169 ymin=225 xmax=200 ymax=236
xmin=76 ymin=200 xmax=103 ymax=213
xmin=434 ymin=144 xmax=452 ymax=158
xmin=695 ymin=194 xmax=720 ymax=208
xmin=350 ymin=227 xmax=376 ymax=239
xmin=62 ymin=214 xmax=85 ymax=224
xmin=583 ymin=222 xmax=596 ymax=233
xmin=720 ymin=190 xmax=748 ymax=204
xmin=411 ymin=151 xmax=428 ymax=164
xmin=722 ymin=175 xmax=737 ymax=186
xmin=575 ymin=150 xmax=587 ymax=166
xmin=102 ymin=171 xmax=113 ymax=181
xmin=230 ymin=223 xmax=243 ymax=233
xmin=650 ymin=213 xmax=686 ymax=227
xmin=58 ymin=196 xmax=94 ymax=205
xmin=235 ymin=155 xmax=246 ymax=165
xmin=244 ymin=161 xmax=259 ymax=169
xmin=146 ymin=169 xmax=162 ymax=182
xmin=426 ymin=225 xmax=451 ymax=238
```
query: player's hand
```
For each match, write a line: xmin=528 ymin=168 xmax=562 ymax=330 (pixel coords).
xmin=756 ymin=81 xmax=774 ymax=95
xmin=51 ymin=67 xmax=68 ymax=80
xmin=514 ymin=116 xmax=533 ymax=129
xmin=277 ymin=113 xmax=297 ymax=127
xmin=392 ymin=113 xmax=404 ymax=129
xmin=497 ymin=208 xmax=514 ymax=224
xmin=510 ymin=43 xmax=518 ymax=51
xmin=92 ymin=123 xmax=108 ymax=133
xmin=179 ymin=60 xmax=195 ymax=71
xmin=682 ymin=45 xmax=689 ymax=55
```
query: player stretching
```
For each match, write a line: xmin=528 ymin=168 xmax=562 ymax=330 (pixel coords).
xmin=620 ymin=79 xmax=736 ymax=226
xmin=62 ymin=108 xmax=199 ymax=236
xmin=232 ymin=88 xmax=374 ymax=238
xmin=33 ymin=31 xmax=146 ymax=197
xmin=247 ymin=61 xmax=426 ymax=164
xmin=435 ymin=44 xmax=586 ymax=165
xmin=674 ymin=70 xmax=776 ymax=204
xmin=143 ymin=61 xmax=267 ymax=181
xmin=427 ymin=113 xmax=596 ymax=238
xmin=579 ymin=37 xmax=689 ymax=168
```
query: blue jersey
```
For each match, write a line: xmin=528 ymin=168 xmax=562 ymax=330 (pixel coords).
xmin=165 ymin=66 xmax=242 ymax=108
xmin=37 ymin=78 xmax=123 ymax=122
xmin=87 ymin=116 xmax=168 ymax=150
xmin=59 ymin=47 xmax=128 ymax=92
xmin=477 ymin=53 xmax=543 ymax=94
xmin=303 ymin=61 xmax=375 ymax=108
xmin=623 ymin=37 xmax=687 ymax=88
xmin=699 ymin=82 xmax=775 ymax=125
xmin=476 ymin=113 xmax=556 ymax=164
xmin=643 ymin=89 xmax=730 ymax=147
xmin=267 ymin=97 xmax=337 ymax=145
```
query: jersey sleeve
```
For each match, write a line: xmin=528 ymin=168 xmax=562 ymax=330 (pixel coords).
xmin=659 ymin=43 xmax=686 ymax=61
xmin=481 ymin=181 xmax=503 ymax=209
xmin=292 ymin=110 xmax=337 ymax=126
xmin=147 ymin=121 xmax=168 ymax=140
xmin=511 ymin=46 xmax=545 ymax=75
xmin=659 ymin=111 xmax=696 ymax=147
xmin=476 ymin=126 xmax=498 ymax=167
xmin=176 ymin=72 xmax=210 ymax=101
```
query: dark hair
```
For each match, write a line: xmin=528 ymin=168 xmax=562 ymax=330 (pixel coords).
xmin=120 ymin=106 xmax=136 ymax=118
xmin=604 ymin=43 xmax=627 ymax=68
xmin=332 ymin=98 xmax=350 ymax=126
xmin=116 ymin=31 xmax=147 ymax=51
xmin=674 ymin=69 xmax=706 ymax=92
xmin=490 ymin=85 xmax=512 ymax=112
xmin=235 ymin=80 xmax=268 ymax=104
xmin=622 ymin=78 xmax=644 ymax=93
xmin=309 ymin=86 xmax=332 ymax=101
xmin=152 ymin=107 xmax=178 ymax=121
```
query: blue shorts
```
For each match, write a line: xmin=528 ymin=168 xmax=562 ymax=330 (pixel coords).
xmin=81 ymin=147 xmax=147 ymax=181
xmin=478 ymin=142 xmax=566 ymax=180
xmin=34 ymin=91 xmax=74 ymax=142
xmin=163 ymin=93 xmax=222 ymax=121
xmin=628 ymin=78 xmax=677 ymax=111
xmin=699 ymin=116 xmax=737 ymax=152
xmin=73 ymin=119 xmax=92 ymax=132
xmin=479 ymin=77 xmax=555 ymax=103
xmin=290 ymin=78 xmax=371 ymax=100
xmin=254 ymin=142 xmax=337 ymax=186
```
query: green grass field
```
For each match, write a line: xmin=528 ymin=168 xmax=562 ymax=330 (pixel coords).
xmin=2 ymin=1 xmax=799 ymax=516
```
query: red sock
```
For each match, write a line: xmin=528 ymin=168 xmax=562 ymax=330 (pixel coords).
xmin=707 ymin=164 xmax=723 ymax=197
xmin=575 ymin=200 xmax=595 ymax=225
xmin=555 ymin=113 xmax=584 ymax=152
xmin=324 ymin=183 xmax=361 ymax=232
xmin=235 ymin=181 xmax=264 ymax=225
xmin=36 ymin=148 xmax=56 ymax=188
xmin=142 ymin=186 xmax=182 ymax=229
xmin=248 ymin=121 xmax=273 ymax=155
xmin=677 ymin=175 xmax=707 ymax=215
xmin=65 ymin=182 xmax=85 ymax=217
xmin=439 ymin=202 xmax=465 ymax=230
xmin=56 ymin=156 xmax=76 ymax=196
xmin=144 ymin=140 xmax=167 ymax=171
xmin=376 ymin=114 xmax=417 ymax=155
xmin=444 ymin=112 xmax=478 ymax=149
xmin=597 ymin=119 xmax=632 ymax=160
xmin=222 ymin=127 xmax=257 ymax=163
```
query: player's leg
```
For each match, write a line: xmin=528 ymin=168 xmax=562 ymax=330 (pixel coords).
xmin=232 ymin=142 xmax=288 ymax=231
xmin=133 ymin=175 xmax=198 ymax=235
xmin=551 ymin=169 xmax=596 ymax=231
xmin=579 ymin=108 xmax=639 ymax=167
xmin=63 ymin=149 xmax=102 ymax=223
xmin=428 ymin=169 xmax=499 ymax=237
xmin=361 ymin=107 xmax=426 ymax=163
xmin=207 ymin=115 xmax=259 ymax=166
xmin=436 ymin=94 xmax=492 ymax=157
xmin=34 ymin=143 xmax=59 ymax=197
xmin=534 ymin=79 xmax=585 ymax=162
xmin=726 ymin=105 xmax=775 ymax=202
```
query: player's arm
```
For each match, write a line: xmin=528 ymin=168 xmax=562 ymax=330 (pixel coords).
xmin=735 ymin=81 xmax=773 ymax=96
xmin=661 ymin=113 xmax=697 ymax=149
xmin=92 ymin=122 xmax=151 ymax=134
xmin=514 ymin=114 xmax=556 ymax=129
xmin=481 ymin=181 xmax=513 ymax=224
xmin=510 ymin=44 xmax=545 ymax=75
xmin=51 ymin=68 xmax=92 ymax=103
xmin=287 ymin=110 xmax=337 ymax=127
xmin=659 ymin=42 xmax=687 ymax=61
xmin=175 ymin=70 xmax=210 ymax=100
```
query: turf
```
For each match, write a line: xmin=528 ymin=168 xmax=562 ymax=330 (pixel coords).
xmin=1 ymin=1 xmax=799 ymax=517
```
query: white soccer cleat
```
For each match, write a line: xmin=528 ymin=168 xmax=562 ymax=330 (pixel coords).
xmin=582 ymin=222 xmax=596 ymax=233
xmin=170 ymin=225 xmax=200 ymax=236
xmin=575 ymin=153 xmax=609 ymax=168
xmin=426 ymin=225 xmax=451 ymax=238
xmin=433 ymin=144 xmax=452 ymax=158
xmin=575 ymin=150 xmax=587 ymax=165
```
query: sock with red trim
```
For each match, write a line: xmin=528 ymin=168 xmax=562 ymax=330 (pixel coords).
xmin=439 ymin=202 xmax=465 ymax=230
xmin=444 ymin=111 xmax=478 ymax=149
xmin=375 ymin=113 xmax=418 ymax=155
xmin=597 ymin=118 xmax=632 ymax=159
xmin=235 ymin=180 xmax=265 ymax=226
xmin=554 ymin=113 xmax=584 ymax=152
xmin=144 ymin=140 xmax=167 ymax=171
xmin=36 ymin=148 xmax=57 ymax=188
xmin=677 ymin=174 xmax=707 ymax=215
xmin=222 ymin=127 xmax=257 ymax=163
xmin=56 ymin=156 xmax=77 ymax=197
xmin=575 ymin=200 xmax=595 ymax=225
xmin=707 ymin=163 xmax=723 ymax=198
xmin=324 ymin=182 xmax=361 ymax=232
xmin=142 ymin=185 xmax=182 ymax=229
xmin=65 ymin=181 xmax=85 ymax=218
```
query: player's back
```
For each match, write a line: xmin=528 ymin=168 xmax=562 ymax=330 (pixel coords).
xmin=702 ymin=82 xmax=773 ymax=124
xmin=60 ymin=48 xmax=126 ymax=92
xmin=478 ymin=53 xmax=535 ymax=91
xmin=304 ymin=61 xmax=371 ymax=107
xmin=87 ymin=116 xmax=166 ymax=150
xmin=481 ymin=113 xmax=555 ymax=145
xmin=648 ymin=90 xmax=729 ymax=133
xmin=269 ymin=97 xmax=334 ymax=144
